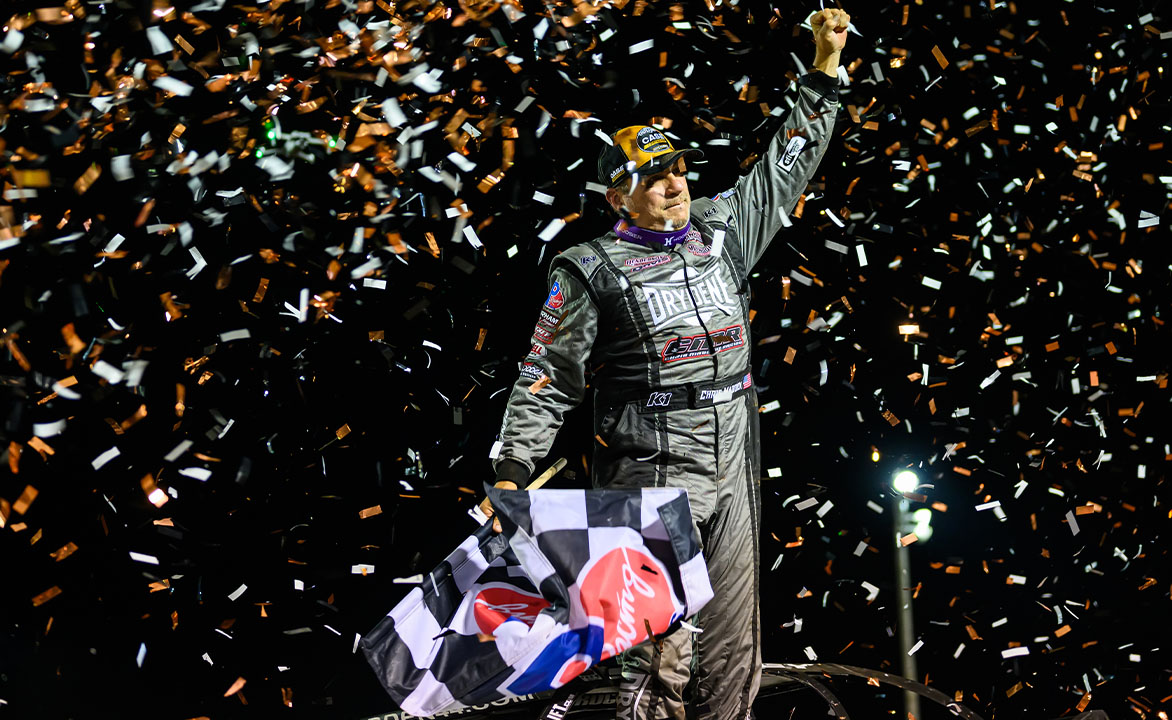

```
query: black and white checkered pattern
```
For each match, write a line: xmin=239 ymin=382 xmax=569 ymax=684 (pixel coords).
xmin=361 ymin=488 xmax=712 ymax=717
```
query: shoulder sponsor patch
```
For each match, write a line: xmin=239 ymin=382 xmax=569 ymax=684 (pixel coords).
xmin=660 ymin=324 xmax=745 ymax=363
xmin=544 ymin=281 xmax=565 ymax=310
xmin=702 ymin=205 xmax=718 ymax=219
xmin=578 ymin=254 xmax=598 ymax=269
xmin=624 ymin=254 xmax=671 ymax=273
xmin=778 ymin=135 xmax=808 ymax=172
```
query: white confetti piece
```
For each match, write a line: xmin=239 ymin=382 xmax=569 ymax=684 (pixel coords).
xmin=129 ymin=551 xmax=159 ymax=565
xmin=92 ymin=447 xmax=121 ymax=470
xmin=351 ymin=564 xmax=376 ymax=575
xmin=921 ymin=276 xmax=942 ymax=290
xmin=33 ymin=420 xmax=66 ymax=437
xmin=908 ymin=639 xmax=923 ymax=656
xmin=1001 ymin=646 xmax=1029 ymax=659
xmin=219 ymin=329 xmax=251 ymax=342
xmin=92 ymin=359 xmax=126 ymax=384
xmin=228 ymin=584 xmax=248 ymax=601
xmin=538 ymin=218 xmax=566 ymax=242
xmin=179 ymin=467 xmax=212 ymax=481
xmin=975 ymin=500 xmax=1001 ymax=511
xmin=154 ymin=76 xmax=193 ymax=96
xmin=1066 ymin=510 xmax=1080 ymax=535
xmin=794 ymin=497 xmax=818 ymax=511
xmin=861 ymin=581 xmax=879 ymax=601
xmin=146 ymin=26 xmax=173 ymax=55
xmin=136 ymin=643 xmax=147 ymax=668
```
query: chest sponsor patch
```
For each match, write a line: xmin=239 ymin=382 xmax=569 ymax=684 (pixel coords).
xmin=660 ymin=324 xmax=745 ymax=363
xmin=624 ymin=254 xmax=671 ymax=273
xmin=544 ymin=281 xmax=565 ymax=310
xmin=639 ymin=264 xmax=736 ymax=330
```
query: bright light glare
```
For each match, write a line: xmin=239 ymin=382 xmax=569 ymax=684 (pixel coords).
xmin=892 ymin=470 xmax=919 ymax=493
xmin=913 ymin=508 xmax=934 ymax=542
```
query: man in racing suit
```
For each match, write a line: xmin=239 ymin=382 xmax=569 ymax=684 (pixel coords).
xmin=486 ymin=10 xmax=850 ymax=720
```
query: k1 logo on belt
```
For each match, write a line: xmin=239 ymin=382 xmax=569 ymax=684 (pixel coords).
xmin=646 ymin=391 xmax=672 ymax=408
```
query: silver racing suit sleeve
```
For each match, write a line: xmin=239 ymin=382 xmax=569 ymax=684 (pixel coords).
xmin=724 ymin=71 xmax=840 ymax=269
xmin=492 ymin=266 xmax=599 ymax=484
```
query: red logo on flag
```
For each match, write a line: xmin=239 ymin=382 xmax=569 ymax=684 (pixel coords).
xmin=473 ymin=585 xmax=551 ymax=634
xmin=579 ymin=547 xmax=674 ymax=658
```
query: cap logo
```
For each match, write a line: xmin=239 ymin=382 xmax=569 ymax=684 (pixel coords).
xmin=635 ymin=127 xmax=671 ymax=154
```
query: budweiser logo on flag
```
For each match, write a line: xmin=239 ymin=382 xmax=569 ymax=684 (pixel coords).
xmin=361 ymin=488 xmax=712 ymax=716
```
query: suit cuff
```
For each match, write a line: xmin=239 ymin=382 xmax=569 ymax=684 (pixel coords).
xmin=494 ymin=458 xmax=530 ymax=486
xmin=799 ymin=71 xmax=840 ymax=104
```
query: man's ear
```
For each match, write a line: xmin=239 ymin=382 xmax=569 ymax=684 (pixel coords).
xmin=605 ymin=187 xmax=624 ymax=213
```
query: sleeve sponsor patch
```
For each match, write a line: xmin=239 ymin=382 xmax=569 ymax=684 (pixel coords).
xmin=519 ymin=361 xmax=547 ymax=380
xmin=660 ymin=324 xmax=745 ymax=363
xmin=544 ymin=281 xmax=565 ymax=310
xmin=778 ymin=135 xmax=808 ymax=172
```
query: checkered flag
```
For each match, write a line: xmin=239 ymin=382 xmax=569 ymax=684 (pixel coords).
xmin=361 ymin=487 xmax=712 ymax=716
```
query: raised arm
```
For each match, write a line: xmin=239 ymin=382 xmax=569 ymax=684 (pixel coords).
xmin=702 ymin=8 xmax=851 ymax=270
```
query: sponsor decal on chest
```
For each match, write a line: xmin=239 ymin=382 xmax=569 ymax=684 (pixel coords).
xmin=623 ymin=254 xmax=671 ymax=273
xmin=660 ymin=324 xmax=745 ymax=363
xmin=638 ymin=264 xmax=737 ymax=330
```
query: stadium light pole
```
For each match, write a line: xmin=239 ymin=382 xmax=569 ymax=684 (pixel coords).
xmin=891 ymin=469 xmax=922 ymax=720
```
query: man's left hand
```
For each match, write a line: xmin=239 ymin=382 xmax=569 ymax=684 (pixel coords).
xmin=811 ymin=8 xmax=851 ymax=76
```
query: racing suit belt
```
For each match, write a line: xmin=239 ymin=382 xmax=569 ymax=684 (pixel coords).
xmin=598 ymin=370 xmax=754 ymax=414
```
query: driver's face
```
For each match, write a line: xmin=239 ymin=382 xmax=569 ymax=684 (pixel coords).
xmin=607 ymin=158 xmax=690 ymax=232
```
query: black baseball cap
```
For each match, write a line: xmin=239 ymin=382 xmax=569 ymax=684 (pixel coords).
xmin=597 ymin=125 xmax=704 ymax=188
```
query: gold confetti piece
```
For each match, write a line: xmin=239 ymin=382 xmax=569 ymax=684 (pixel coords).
xmin=12 ymin=485 xmax=38 ymax=515
xmin=952 ymin=466 xmax=972 ymax=477
xmin=0 ymin=498 xmax=9 ymax=528
xmin=931 ymin=45 xmax=949 ymax=69
xmin=223 ymin=677 xmax=247 ymax=697
xmin=174 ymin=34 xmax=194 ymax=54
xmin=281 ymin=687 xmax=293 ymax=707
xmin=335 ymin=424 xmax=351 ymax=440
xmin=51 ymin=542 xmax=78 ymax=561
xmin=784 ymin=347 xmax=796 ymax=364
xmin=898 ymin=324 xmax=919 ymax=335
xmin=28 ymin=437 xmax=55 ymax=456
xmin=73 ymin=163 xmax=101 ymax=194
xmin=32 ymin=586 xmax=62 ymax=607
xmin=359 ymin=505 xmax=383 ymax=519
xmin=1044 ymin=341 xmax=1060 ymax=352
xmin=882 ymin=410 xmax=899 ymax=426
xmin=148 ymin=580 xmax=172 ymax=593
xmin=253 ymin=278 xmax=270 ymax=303
xmin=30 ymin=528 xmax=42 ymax=545
xmin=899 ymin=533 xmax=918 ymax=547
xmin=528 ymin=376 xmax=551 ymax=394
xmin=1055 ymin=625 xmax=1072 ymax=638
xmin=1006 ymin=682 xmax=1023 ymax=698
xmin=14 ymin=169 xmax=51 ymax=187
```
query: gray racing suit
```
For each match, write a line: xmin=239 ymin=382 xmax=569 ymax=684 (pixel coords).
xmin=492 ymin=72 xmax=839 ymax=720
